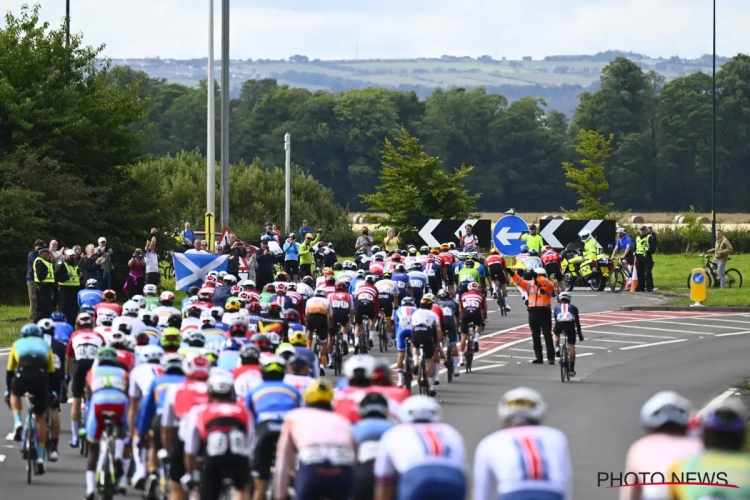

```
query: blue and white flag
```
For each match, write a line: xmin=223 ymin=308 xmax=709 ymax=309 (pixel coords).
xmin=173 ymin=253 xmax=229 ymax=291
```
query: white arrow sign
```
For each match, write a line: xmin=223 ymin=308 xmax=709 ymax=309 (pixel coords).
xmin=418 ymin=219 xmax=442 ymax=247
xmin=454 ymin=219 xmax=479 ymax=240
xmin=540 ymin=219 xmax=564 ymax=248
xmin=580 ymin=220 xmax=604 ymax=248
xmin=495 ymin=226 xmax=522 ymax=246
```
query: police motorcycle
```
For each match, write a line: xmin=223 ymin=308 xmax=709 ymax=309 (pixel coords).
xmin=559 ymin=242 xmax=613 ymax=292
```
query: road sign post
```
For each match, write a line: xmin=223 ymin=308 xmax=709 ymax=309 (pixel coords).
xmin=689 ymin=269 xmax=708 ymax=306
xmin=205 ymin=212 xmax=215 ymax=251
xmin=492 ymin=215 xmax=529 ymax=257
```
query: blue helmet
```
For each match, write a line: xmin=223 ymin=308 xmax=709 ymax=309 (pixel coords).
xmin=50 ymin=312 xmax=67 ymax=323
xmin=223 ymin=337 xmax=243 ymax=352
xmin=54 ymin=326 xmax=72 ymax=344
xmin=20 ymin=323 xmax=42 ymax=338
xmin=520 ymin=244 xmax=529 ymax=253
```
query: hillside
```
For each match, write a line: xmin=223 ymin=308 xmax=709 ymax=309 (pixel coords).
xmin=110 ymin=51 xmax=725 ymax=114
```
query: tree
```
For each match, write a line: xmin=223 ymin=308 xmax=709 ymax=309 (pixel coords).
xmin=562 ymin=130 xmax=618 ymax=219
xmin=362 ymin=127 xmax=480 ymax=232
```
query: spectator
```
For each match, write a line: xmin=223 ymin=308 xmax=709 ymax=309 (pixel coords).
xmin=355 ymin=227 xmax=374 ymax=256
xmin=72 ymin=245 xmax=83 ymax=266
xmin=27 ymin=239 xmax=45 ymax=320
xmin=81 ymin=244 xmax=100 ymax=286
xmin=271 ymin=224 xmax=282 ymax=241
xmin=635 ymin=226 xmax=655 ymax=292
xmin=145 ymin=242 xmax=160 ymax=286
xmin=646 ymin=224 xmax=658 ymax=251
xmin=125 ymin=248 xmax=146 ymax=299
xmin=260 ymin=222 xmax=280 ymax=243
xmin=707 ymin=229 xmax=733 ymax=288
xmin=461 ymin=224 xmax=479 ymax=251
xmin=55 ymin=249 xmax=80 ymax=325
xmin=182 ymin=222 xmax=195 ymax=250
xmin=95 ymin=237 xmax=114 ymax=290
xmin=146 ymin=227 xmax=159 ymax=250
xmin=383 ymin=229 xmax=401 ymax=252
xmin=49 ymin=239 xmax=63 ymax=264
xmin=299 ymin=232 xmax=321 ymax=278
xmin=185 ymin=240 xmax=206 ymax=254
xmin=222 ymin=233 xmax=247 ymax=276
xmin=255 ymin=240 xmax=276 ymax=289
xmin=246 ymin=253 xmax=258 ymax=282
xmin=283 ymin=233 xmax=301 ymax=282
xmin=33 ymin=247 xmax=56 ymax=321
xmin=299 ymin=220 xmax=313 ymax=239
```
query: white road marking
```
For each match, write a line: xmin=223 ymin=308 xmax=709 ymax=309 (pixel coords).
xmin=575 ymin=353 xmax=595 ymax=358
xmin=650 ymin=320 xmax=750 ymax=330
xmin=492 ymin=354 xmax=536 ymax=360
xmin=473 ymin=358 xmax=506 ymax=365
xmin=466 ymin=363 xmax=507 ymax=372
xmin=0 ymin=454 xmax=5 ymax=463
xmin=589 ymin=338 xmax=644 ymax=344
xmin=614 ymin=324 xmax=707 ymax=335
xmin=5 ymin=432 xmax=14 ymax=441
xmin=689 ymin=317 xmax=750 ymax=325
xmin=715 ymin=330 xmax=750 ymax=337
xmin=620 ymin=339 xmax=688 ymax=350
xmin=506 ymin=348 xmax=535 ymax=353
xmin=585 ymin=329 xmax=676 ymax=339
xmin=698 ymin=388 xmax=740 ymax=417
xmin=575 ymin=345 xmax=609 ymax=350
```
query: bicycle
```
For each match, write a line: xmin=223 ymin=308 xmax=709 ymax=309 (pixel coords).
xmin=95 ymin=411 xmax=120 ymax=500
xmin=357 ymin=314 xmax=370 ymax=354
xmin=443 ymin=337 xmax=454 ymax=384
xmin=79 ymin=397 xmax=89 ymax=457
xmin=685 ymin=254 xmax=743 ymax=289
xmin=416 ymin=344 xmax=429 ymax=396
xmin=559 ymin=334 xmax=571 ymax=383
xmin=403 ymin=336 xmax=414 ymax=393
xmin=497 ymin=293 xmax=507 ymax=316
xmin=161 ymin=251 xmax=175 ymax=281
xmin=332 ymin=324 xmax=345 ymax=376
xmin=464 ymin=323 xmax=475 ymax=373
xmin=20 ymin=394 xmax=40 ymax=484
xmin=377 ymin=315 xmax=389 ymax=352
xmin=608 ymin=258 xmax=631 ymax=293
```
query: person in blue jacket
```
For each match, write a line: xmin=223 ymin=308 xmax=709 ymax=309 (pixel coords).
xmin=78 ymin=280 xmax=103 ymax=308
xmin=282 ymin=233 xmax=301 ymax=282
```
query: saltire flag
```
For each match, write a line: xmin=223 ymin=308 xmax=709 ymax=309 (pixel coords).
xmin=173 ymin=253 xmax=229 ymax=291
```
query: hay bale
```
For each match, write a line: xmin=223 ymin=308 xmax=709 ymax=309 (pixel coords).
xmin=696 ymin=216 xmax=710 ymax=223
xmin=629 ymin=215 xmax=644 ymax=223
xmin=540 ymin=215 xmax=553 ymax=220
xmin=673 ymin=215 xmax=685 ymax=224
xmin=553 ymin=215 xmax=565 ymax=219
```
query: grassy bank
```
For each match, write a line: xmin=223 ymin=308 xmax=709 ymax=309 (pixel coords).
xmin=651 ymin=254 xmax=749 ymax=306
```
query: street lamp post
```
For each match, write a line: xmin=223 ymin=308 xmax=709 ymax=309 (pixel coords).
xmin=710 ymin=0 xmax=717 ymax=246
xmin=65 ymin=0 xmax=70 ymax=47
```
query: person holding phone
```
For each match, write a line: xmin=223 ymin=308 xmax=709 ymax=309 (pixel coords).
xmin=222 ymin=233 xmax=248 ymax=276
xmin=283 ymin=233 xmax=301 ymax=282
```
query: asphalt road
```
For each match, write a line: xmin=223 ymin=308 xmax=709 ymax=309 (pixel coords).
xmin=2 ymin=291 xmax=749 ymax=500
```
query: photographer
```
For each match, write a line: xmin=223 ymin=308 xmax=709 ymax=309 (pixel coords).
xmin=283 ymin=233 xmax=301 ymax=282
xmin=222 ymin=233 xmax=247 ymax=276
xmin=355 ymin=227 xmax=374 ymax=257
xmin=255 ymin=238 xmax=276 ymax=289
xmin=260 ymin=222 xmax=280 ymax=243
xmin=125 ymin=248 xmax=146 ymax=299
xmin=95 ymin=237 xmax=114 ymax=291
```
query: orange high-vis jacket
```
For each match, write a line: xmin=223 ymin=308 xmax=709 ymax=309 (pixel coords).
xmin=511 ymin=272 xmax=555 ymax=308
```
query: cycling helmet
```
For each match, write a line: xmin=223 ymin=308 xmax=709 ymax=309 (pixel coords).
xmin=408 ymin=246 xmax=417 ymax=255
xmin=166 ymin=313 xmax=182 ymax=329
xmin=143 ymin=284 xmax=158 ymax=296
xmin=37 ymin=318 xmax=55 ymax=333
xmin=201 ymin=313 xmax=216 ymax=327
xmin=207 ymin=270 xmax=219 ymax=280
xmin=230 ymin=285 xmax=242 ymax=296
xmin=359 ymin=393 xmax=389 ymax=420
xmin=285 ymin=330 xmax=304 ymax=347
xmin=260 ymin=355 xmax=286 ymax=376
xmin=440 ymin=244 xmax=450 ymax=251
xmin=448 ymin=242 xmax=456 ymax=250
xmin=160 ymin=291 xmax=175 ymax=304
xmin=702 ymin=397 xmax=748 ymax=433
xmin=489 ymin=248 xmax=500 ymax=255
xmin=287 ymin=355 xmax=311 ymax=376
xmin=161 ymin=353 xmax=183 ymax=373
xmin=205 ymin=274 xmax=218 ymax=286
xmin=579 ymin=230 xmax=591 ymax=242
xmin=275 ymin=271 xmax=289 ymax=282
xmin=97 ymin=346 xmax=119 ymax=364
xmin=332 ymin=262 xmax=343 ymax=271
xmin=458 ymin=252 xmax=467 ymax=261
xmin=85 ymin=278 xmax=98 ymax=289
xmin=498 ymin=387 xmax=547 ymax=424
xmin=222 ymin=274 xmax=238 ymax=285
xmin=268 ymin=302 xmax=282 ymax=315
xmin=419 ymin=245 xmax=428 ymax=254
xmin=371 ymin=360 xmax=392 ymax=386
xmin=437 ymin=288 xmax=450 ymax=300
xmin=239 ymin=343 xmax=261 ymax=363
xmin=187 ymin=305 xmax=204 ymax=318
xmin=302 ymin=276 xmax=314 ymax=286
xmin=210 ymin=306 xmax=224 ymax=320
xmin=186 ymin=331 xmax=205 ymax=347
xmin=640 ymin=391 xmax=692 ymax=429
xmin=207 ymin=371 xmax=235 ymax=397
xmin=344 ymin=260 xmax=356 ymax=271
xmin=616 ymin=227 xmax=626 ymax=235
xmin=395 ymin=264 xmax=406 ymax=273
xmin=412 ymin=262 xmax=423 ymax=272
xmin=365 ymin=274 xmax=376 ymax=284
xmin=103 ymin=289 xmax=117 ymax=301
xmin=236 ymin=291 xmax=251 ymax=304
xmin=135 ymin=331 xmax=151 ymax=347
xmin=248 ymin=302 xmax=262 ymax=315
xmin=356 ymin=270 xmax=366 ymax=278
xmin=374 ymin=253 xmax=384 ymax=262
xmin=197 ymin=288 xmax=212 ymax=301
xmin=276 ymin=283 xmax=287 ymax=294
xmin=344 ymin=355 xmax=375 ymax=382
xmin=251 ymin=333 xmax=271 ymax=352
xmin=401 ymin=297 xmax=415 ymax=307
xmin=520 ymin=244 xmax=529 ymax=253
xmin=422 ymin=293 xmax=436 ymax=303
xmin=229 ymin=315 xmax=248 ymax=333
xmin=529 ymin=249 xmax=539 ymax=257
xmin=391 ymin=253 xmax=401 ymax=262
xmin=131 ymin=295 xmax=146 ymax=309
xmin=139 ymin=309 xmax=157 ymax=325
xmin=139 ymin=345 xmax=165 ymax=364
xmin=96 ymin=309 xmax=117 ymax=327
xmin=223 ymin=337 xmax=243 ymax=352
xmin=275 ymin=343 xmax=297 ymax=361
xmin=284 ymin=309 xmax=300 ymax=323
xmin=20 ymin=323 xmax=42 ymax=338
xmin=558 ymin=291 xmax=571 ymax=302
xmin=76 ymin=312 xmax=94 ymax=329
xmin=160 ymin=329 xmax=181 ymax=351
xmin=225 ymin=298 xmax=241 ymax=312
xmin=50 ymin=312 xmax=67 ymax=323
xmin=122 ymin=301 xmax=139 ymax=317
xmin=467 ymin=282 xmax=480 ymax=292
xmin=287 ymin=283 xmax=297 ymax=291
xmin=465 ymin=260 xmax=475 ymax=268
xmin=371 ymin=245 xmax=381 ymax=253
xmin=107 ymin=331 xmax=134 ymax=350
xmin=399 ymin=249 xmax=408 ymax=257
xmin=241 ymin=279 xmax=256 ymax=290
xmin=303 ymin=379 xmax=335 ymax=405
xmin=400 ymin=395 xmax=442 ymax=423
xmin=324 ymin=276 xmax=336 ymax=286
xmin=382 ymin=271 xmax=392 ymax=279
xmin=314 ymin=288 xmax=327 ymax=298
xmin=182 ymin=354 xmax=211 ymax=380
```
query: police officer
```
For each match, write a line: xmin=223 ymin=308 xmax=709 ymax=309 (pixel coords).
xmin=635 ymin=226 xmax=655 ymax=292
xmin=56 ymin=249 xmax=80 ymax=325
xmin=34 ymin=247 xmax=56 ymax=321
xmin=520 ymin=224 xmax=544 ymax=254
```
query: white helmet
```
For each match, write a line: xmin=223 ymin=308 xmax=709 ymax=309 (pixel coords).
xmin=534 ymin=267 xmax=547 ymax=276
xmin=230 ymin=315 xmax=247 ymax=327
xmin=139 ymin=309 xmax=157 ymax=323
xmin=85 ymin=278 xmax=99 ymax=289
xmin=160 ymin=291 xmax=175 ymax=302
xmin=223 ymin=274 xmax=237 ymax=285
xmin=188 ymin=296 xmax=199 ymax=304
xmin=558 ymin=291 xmax=571 ymax=302
xmin=616 ymin=227 xmax=626 ymax=234
xmin=343 ymin=355 xmax=375 ymax=380
xmin=218 ymin=271 xmax=228 ymax=279
xmin=106 ymin=330 xmax=135 ymax=350
xmin=131 ymin=295 xmax=146 ymax=308
xmin=97 ymin=309 xmax=117 ymax=327
xmin=399 ymin=395 xmax=442 ymax=423
xmin=498 ymin=387 xmax=547 ymax=424
xmin=640 ymin=391 xmax=693 ymax=429
xmin=139 ymin=345 xmax=165 ymax=364
xmin=579 ymin=230 xmax=591 ymax=242
xmin=143 ymin=284 xmax=158 ymax=296
xmin=200 ymin=312 xmax=216 ymax=327
xmin=122 ymin=301 xmax=140 ymax=317
xmin=207 ymin=371 xmax=234 ymax=395
xmin=240 ymin=279 xmax=256 ymax=289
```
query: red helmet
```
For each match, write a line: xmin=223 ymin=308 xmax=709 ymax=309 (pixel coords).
xmin=205 ymin=275 xmax=217 ymax=285
xmin=391 ymin=253 xmax=401 ymax=261
xmin=231 ymin=285 xmax=242 ymax=296
xmin=249 ymin=302 xmax=262 ymax=314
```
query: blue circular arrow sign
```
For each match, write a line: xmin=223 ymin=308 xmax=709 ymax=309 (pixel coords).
xmin=493 ymin=216 xmax=529 ymax=256
xmin=692 ymin=272 xmax=705 ymax=285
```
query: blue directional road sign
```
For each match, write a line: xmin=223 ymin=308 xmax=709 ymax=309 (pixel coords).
xmin=493 ymin=215 xmax=529 ymax=256
xmin=692 ymin=272 xmax=705 ymax=285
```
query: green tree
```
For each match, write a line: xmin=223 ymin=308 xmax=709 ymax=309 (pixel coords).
xmin=362 ymin=127 xmax=480 ymax=232
xmin=562 ymin=130 xmax=618 ymax=219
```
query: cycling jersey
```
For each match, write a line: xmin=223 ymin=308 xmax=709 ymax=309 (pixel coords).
xmin=375 ymin=279 xmax=396 ymax=300
xmin=283 ymin=373 xmax=315 ymax=394
xmin=231 ymin=365 xmax=262 ymax=400
xmin=460 ymin=290 xmax=484 ymax=311
xmin=95 ymin=302 xmax=122 ymax=317
xmin=541 ymin=249 xmax=561 ymax=265
xmin=245 ymin=381 xmax=301 ymax=425
xmin=407 ymin=271 xmax=428 ymax=300
xmin=355 ymin=284 xmax=379 ymax=304
xmin=333 ymin=386 xmax=408 ymax=424
xmin=457 ymin=267 xmax=480 ymax=284
xmin=86 ymin=364 xmax=130 ymax=441
xmin=258 ymin=291 xmax=274 ymax=304
xmin=217 ymin=350 xmax=241 ymax=371
xmin=474 ymin=425 xmax=572 ymax=500
xmin=78 ymin=289 xmax=103 ymax=307
xmin=137 ymin=373 xmax=185 ymax=437
xmin=330 ymin=291 xmax=354 ymax=316
xmin=394 ymin=306 xmax=416 ymax=351
xmin=348 ymin=278 xmax=363 ymax=295
xmin=152 ymin=305 xmax=181 ymax=327
xmin=369 ymin=261 xmax=385 ymax=275
xmin=161 ymin=380 xmax=210 ymax=427
xmin=391 ymin=273 xmax=410 ymax=299
xmin=129 ymin=362 xmax=164 ymax=402
xmin=305 ymin=297 xmax=331 ymax=317
xmin=53 ymin=321 xmax=74 ymax=343
xmin=667 ymin=450 xmax=750 ymax=500
xmin=116 ymin=316 xmax=147 ymax=337
xmin=66 ymin=330 xmax=106 ymax=362
xmin=438 ymin=299 xmax=458 ymax=344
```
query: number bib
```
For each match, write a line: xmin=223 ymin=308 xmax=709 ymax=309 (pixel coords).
xmin=76 ymin=344 xmax=99 ymax=360
xmin=298 ymin=444 xmax=354 ymax=466
xmin=91 ymin=374 xmax=127 ymax=393
xmin=332 ymin=300 xmax=349 ymax=309
xmin=357 ymin=441 xmax=379 ymax=463
xmin=206 ymin=429 xmax=248 ymax=456
xmin=556 ymin=312 xmax=574 ymax=322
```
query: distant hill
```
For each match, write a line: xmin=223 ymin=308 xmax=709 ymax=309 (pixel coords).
xmin=110 ymin=51 xmax=727 ymax=114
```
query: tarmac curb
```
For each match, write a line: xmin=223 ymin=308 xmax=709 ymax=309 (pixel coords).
xmin=620 ymin=305 xmax=750 ymax=312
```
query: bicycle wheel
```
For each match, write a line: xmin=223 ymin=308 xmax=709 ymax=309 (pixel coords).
xmin=465 ymin=347 xmax=473 ymax=373
xmin=498 ymin=296 xmax=507 ymax=316
xmin=381 ymin=319 xmax=388 ymax=351
xmin=445 ymin=349 xmax=453 ymax=383
xmin=418 ymin=359 xmax=427 ymax=395
xmin=25 ymin=418 xmax=33 ymax=484
xmin=725 ymin=269 xmax=743 ymax=288
xmin=609 ymin=268 xmax=625 ymax=293
xmin=403 ymin=349 xmax=413 ymax=392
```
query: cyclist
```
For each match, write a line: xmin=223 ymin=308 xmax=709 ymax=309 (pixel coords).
xmin=394 ymin=297 xmax=417 ymax=388
xmin=305 ymin=288 xmax=333 ymax=368
xmin=128 ymin=344 xmax=164 ymax=485
xmin=611 ymin=227 xmax=634 ymax=287
xmin=437 ymin=288 xmax=460 ymax=378
xmin=78 ymin=279 xmax=104 ymax=308
xmin=621 ymin=391 xmax=700 ymax=500
xmin=411 ymin=296 xmax=442 ymax=397
xmin=438 ymin=244 xmax=456 ymax=292
xmin=160 ymin=321 xmax=182 ymax=355
xmin=183 ymin=371 xmax=254 ymax=500
xmin=289 ymin=330 xmax=319 ymax=377
xmin=353 ymin=393 xmax=394 ymax=500
xmin=374 ymin=395 xmax=467 ymax=500
xmin=139 ymin=309 xmax=161 ymax=344
xmin=52 ymin=311 xmax=74 ymax=343
xmin=553 ymin=291 xmax=584 ymax=376
xmin=284 ymin=355 xmax=315 ymax=394
xmin=161 ymin=355 xmax=211 ymax=500
xmin=34 ymin=318 xmax=64 ymax=461
xmin=245 ymin=356 xmax=301 ymax=500
xmin=375 ymin=271 xmax=398 ymax=339
xmin=369 ymin=253 xmax=386 ymax=275
xmin=354 ymin=275 xmax=380 ymax=353
xmin=473 ymin=387 xmax=571 ymax=500
xmin=349 ymin=269 xmax=366 ymax=295
xmin=667 ymin=397 xmax=750 ymax=499
xmin=330 ymin=280 xmax=354 ymax=359
xmin=459 ymin=282 xmax=485 ymax=359
xmin=95 ymin=289 xmax=123 ymax=317
xmin=486 ymin=248 xmax=510 ymax=309
xmin=153 ymin=291 xmax=181 ymax=328
xmin=66 ymin=312 xmax=106 ymax=448
xmin=143 ymin=284 xmax=160 ymax=310
xmin=233 ymin=343 xmax=263 ymax=400
xmin=457 ymin=259 xmax=481 ymax=300
xmin=407 ymin=262 xmax=428 ymax=301
xmin=424 ymin=250 xmax=443 ymax=297
xmin=5 ymin=323 xmax=56 ymax=473
xmin=541 ymin=244 xmax=564 ymax=294
xmin=390 ymin=263 xmax=411 ymax=303
xmin=200 ymin=313 xmax=226 ymax=347
xmin=84 ymin=347 xmax=130 ymax=497
xmin=216 ymin=337 xmax=243 ymax=371
xmin=271 ymin=380 xmax=354 ymax=498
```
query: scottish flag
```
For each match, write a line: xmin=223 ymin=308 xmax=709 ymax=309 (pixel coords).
xmin=173 ymin=253 xmax=229 ymax=291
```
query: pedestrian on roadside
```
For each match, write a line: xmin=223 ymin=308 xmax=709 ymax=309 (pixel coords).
xmin=707 ymin=229 xmax=733 ymax=288
xmin=271 ymin=224 xmax=282 ymax=241
xmin=283 ymin=233 xmax=301 ymax=282
xmin=635 ymin=226 xmax=655 ymax=292
xmin=27 ymin=239 xmax=45 ymax=320
xmin=184 ymin=239 xmax=204 ymax=254
xmin=144 ymin=242 xmax=161 ymax=287
xmin=222 ymin=233 xmax=247 ymax=276
xmin=72 ymin=245 xmax=83 ymax=266
xmin=383 ymin=229 xmax=401 ymax=252
xmin=182 ymin=222 xmax=195 ymax=251
xmin=260 ymin=222 xmax=280 ymax=243
xmin=255 ymin=238 xmax=276 ymax=289
xmin=34 ymin=247 xmax=56 ymax=321
xmin=299 ymin=232 xmax=321 ymax=278
xmin=299 ymin=220 xmax=313 ymax=239
xmin=55 ymin=249 xmax=80 ymax=325
xmin=355 ymin=227 xmax=374 ymax=256
xmin=646 ymin=224 xmax=658 ymax=286
xmin=95 ymin=237 xmax=114 ymax=290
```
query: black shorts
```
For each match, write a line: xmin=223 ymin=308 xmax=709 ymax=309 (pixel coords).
xmin=72 ymin=359 xmax=95 ymax=399
xmin=332 ymin=311 xmax=350 ymax=330
xmin=11 ymin=364 xmax=49 ymax=416
xmin=442 ymin=324 xmax=458 ymax=345
xmin=411 ymin=327 xmax=436 ymax=359
xmin=544 ymin=262 xmax=564 ymax=282
xmin=284 ymin=260 xmax=299 ymax=277
xmin=355 ymin=301 xmax=376 ymax=325
xmin=621 ymin=254 xmax=634 ymax=266
xmin=146 ymin=272 xmax=161 ymax=285
xmin=251 ymin=420 xmax=282 ymax=481
xmin=355 ymin=462 xmax=376 ymax=500
xmin=428 ymin=277 xmax=442 ymax=295
xmin=149 ymin=414 xmax=162 ymax=451
xmin=488 ymin=264 xmax=506 ymax=285
xmin=460 ymin=309 xmax=483 ymax=335
xmin=201 ymin=454 xmax=251 ymax=500
xmin=553 ymin=323 xmax=578 ymax=345
xmin=378 ymin=297 xmax=393 ymax=319
xmin=170 ymin=436 xmax=186 ymax=483
xmin=306 ymin=313 xmax=329 ymax=341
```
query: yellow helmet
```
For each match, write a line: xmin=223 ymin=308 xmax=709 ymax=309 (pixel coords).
xmin=289 ymin=330 xmax=306 ymax=346
xmin=440 ymin=244 xmax=450 ymax=251
xmin=323 ymin=267 xmax=334 ymax=277
xmin=225 ymin=298 xmax=241 ymax=312
xmin=303 ymin=379 xmax=335 ymax=405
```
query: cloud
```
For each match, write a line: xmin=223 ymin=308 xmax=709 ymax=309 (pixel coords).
xmin=3 ymin=0 xmax=748 ymax=60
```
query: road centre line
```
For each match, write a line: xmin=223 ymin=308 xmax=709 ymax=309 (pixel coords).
xmin=584 ymin=329 xmax=676 ymax=339
xmin=589 ymin=338 xmax=644 ymax=344
xmin=465 ymin=363 xmax=507 ymax=373
xmin=575 ymin=353 xmax=595 ymax=358
xmin=620 ymin=339 xmax=689 ymax=350
xmin=649 ymin=320 xmax=750 ymax=330
xmin=613 ymin=324 xmax=708 ymax=335
xmin=684 ymin=317 xmax=750 ymax=325
xmin=492 ymin=354 xmax=537 ymax=360
xmin=715 ymin=330 xmax=750 ymax=337
xmin=507 ymin=348 xmax=535 ymax=353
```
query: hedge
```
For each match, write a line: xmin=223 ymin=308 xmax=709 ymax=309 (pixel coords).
xmin=619 ymin=225 xmax=750 ymax=254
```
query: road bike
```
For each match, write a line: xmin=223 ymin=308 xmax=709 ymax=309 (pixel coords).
xmin=20 ymin=394 xmax=41 ymax=484
xmin=559 ymin=334 xmax=571 ymax=383
xmin=95 ymin=412 xmax=120 ymax=500
xmin=685 ymin=254 xmax=743 ymax=289
xmin=356 ymin=314 xmax=370 ymax=354
xmin=463 ymin=323 xmax=475 ymax=373
xmin=377 ymin=314 xmax=389 ymax=352
xmin=161 ymin=251 xmax=175 ymax=281
xmin=403 ymin=336 xmax=414 ymax=393
xmin=608 ymin=258 xmax=631 ymax=293
xmin=416 ymin=344 xmax=429 ymax=396
xmin=332 ymin=324 xmax=345 ymax=376
xmin=442 ymin=337 xmax=454 ymax=383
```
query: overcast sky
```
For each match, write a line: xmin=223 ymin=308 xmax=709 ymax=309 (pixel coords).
xmin=5 ymin=0 xmax=749 ymax=60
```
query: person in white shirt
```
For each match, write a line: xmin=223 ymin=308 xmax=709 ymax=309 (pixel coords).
xmin=374 ymin=395 xmax=467 ymax=500
xmin=473 ymin=387 xmax=572 ymax=500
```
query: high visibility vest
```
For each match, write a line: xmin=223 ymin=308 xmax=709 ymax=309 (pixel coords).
xmin=512 ymin=273 xmax=554 ymax=308
xmin=636 ymin=236 xmax=650 ymax=256
xmin=33 ymin=258 xmax=55 ymax=284
xmin=58 ymin=263 xmax=80 ymax=287
xmin=522 ymin=234 xmax=544 ymax=253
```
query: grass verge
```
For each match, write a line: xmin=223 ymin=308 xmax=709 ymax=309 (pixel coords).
xmin=0 ymin=305 xmax=30 ymax=347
